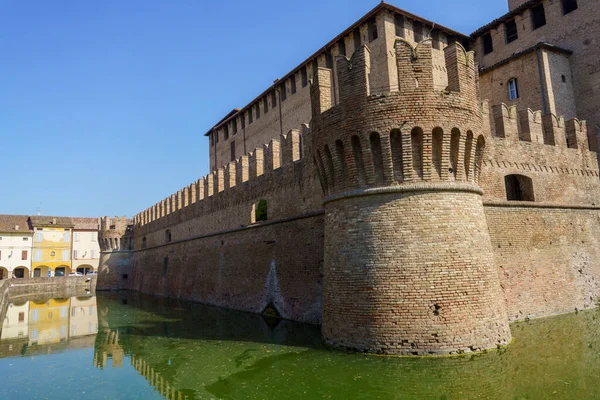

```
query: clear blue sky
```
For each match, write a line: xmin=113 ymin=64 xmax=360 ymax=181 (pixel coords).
xmin=0 ymin=0 xmax=508 ymax=217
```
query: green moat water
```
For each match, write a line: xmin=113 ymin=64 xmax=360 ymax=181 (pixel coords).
xmin=0 ymin=291 xmax=599 ymax=400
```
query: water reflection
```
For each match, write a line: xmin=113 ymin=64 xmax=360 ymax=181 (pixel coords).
xmin=0 ymin=291 xmax=599 ymax=400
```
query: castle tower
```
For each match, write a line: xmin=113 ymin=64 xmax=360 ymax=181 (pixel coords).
xmin=310 ymin=41 xmax=511 ymax=355
xmin=97 ymin=216 xmax=133 ymax=290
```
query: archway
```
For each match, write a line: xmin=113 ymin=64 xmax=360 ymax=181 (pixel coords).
xmin=33 ymin=266 xmax=51 ymax=278
xmin=13 ymin=267 xmax=29 ymax=279
xmin=54 ymin=266 xmax=70 ymax=277
xmin=0 ymin=267 xmax=8 ymax=280
xmin=76 ymin=265 xmax=94 ymax=275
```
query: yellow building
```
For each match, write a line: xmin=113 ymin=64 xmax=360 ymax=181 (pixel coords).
xmin=30 ymin=216 xmax=74 ymax=277
xmin=29 ymin=298 xmax=71 ymax=344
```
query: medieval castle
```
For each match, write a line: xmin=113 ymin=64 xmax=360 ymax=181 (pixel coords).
xmin=97 ymin=0 xmax=600 ymax=355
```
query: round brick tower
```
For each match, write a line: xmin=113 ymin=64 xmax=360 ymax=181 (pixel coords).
xmin=310 ymin=41 xmax=511 ymax=355
xmin=97 ymin=216 xmax=134 ymax=290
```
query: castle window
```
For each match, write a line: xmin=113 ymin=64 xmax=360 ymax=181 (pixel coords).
xmin=483 ymin=33 xmax=493 ymax=55
xmin=312 ymin=59 xmax=318 ymax=77
xmin=508 ymin=78 xmax=519 ymax=101
xmin=230 ymin=141 xmax=236 ymax=162
xmin=163 ymin=257 xmax=168 ymax=277
xmin=325 ymin=52 xmax=333 ymax=69
xmin=395 ymin=14 xmax=405 ymax=37
xmin=301 ymin=66 xmax=308 ymax=87
xmin=562 ymin=0 xmax=577 ymax=14
xmin=215 ymin=130 xmax=219 ymax=143
xmin=338 ymin=40 xmax=346 ymax=56
xmin=251 ymin=200 xmax=268 ymax=223
xmin=353 ymin=28 xmax=361 ymax=50
xmin=165 ymin=229 xmax=171 ymax=243
xmin=224 ymin=124 xmax=229 ymax=140
xmin=279 ymin=82 xmax=287 ymax=101
xmin=413 ymin=20 xmax=423 ymax=42
xmin=232 ymin=119 xmax=237 ymax=135
xmin=505 ymin=19 xmax=518 ymax=43
xmin=271 ymin=90 xmax=277 ymax=108
xmin=505 ymin=175 xmax=534 ymax=201
xmin=256 ymin=103 xmax=261 ymax=119
xmin=369 ymin=132 xmax=384 ymax=184
xmin=263 ymin=97 xmax=268 ymax=113
xmin=248 ymin=108 xmax=253 ymax=123
xmin=142 ymin=237 xmax=146 ymax=248
xmin=561 ymin=75 xmax=566 ymax=83
xmin=531 ymin=4 xmax=546 ymax=30
xmin=290 ymin=75 xmax=297 ymax=94
xmin=241 ymin=113 xmax=246 ymax=129
xmin=367 ymin=17 xmax=378 ymax=42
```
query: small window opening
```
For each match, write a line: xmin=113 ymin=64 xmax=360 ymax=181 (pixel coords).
xmin=263 ymin=97 xmax=268 ymax=113
xmin=215 ymin=131 xmax=219 ymax=143
xmin=232 ymin=119 xmax=237 ymax=135
xmin=413 ymin=20 xmax=423 ymax=42
xmin=561 ymin=75 xmax=566 ymax=83
xmin=368 ymin=17 xmax=378 ymax=42
xmin=353 ymin=28 xmax=361 ymax=50
xmin=241 ymin=113 xmax=246 ymax=129
xmin=338 ymin=40 xmax=346 ymax=56
xmin=122 ymin=274 xmax=128 ymax=280
xmin=301 ymin=66 xmax=308 ymax=87
xmin=508 ymin=78 xmax=519 ymax=101
xmin=271 ymin=90 xmax=277 ymax=108
xmin=562 ymin=0 xmax=577 ymax=14
xmin=325 ymin=52 xmax=333 ymax=69
xmin=255 ymin=103 xmax=260 ymax=119
xmin=223 ymin=125 xmax=229 ymax=140
xmin=290 ymin=76 xmax=297 ymax=94
xmin=531 ymin=4 xmax=546 ymax=30
xmin=505 ymin=19 xmax=518 ymax=43
xmin=230 ymin=141 xmax=236 ymax=162
xmin=252 ymin=200 xmax=268 ymax=223
xmin=483 ymin=33 xmax=493 ymax=55
xmin=165 ymin=229 xmax=172 ymax=243
xmin=163 ymin=257 xmax=168 ymax=277
xmin=312 ymin=59 xmax=318 ymax=77
xmin=142 ymin=237 xmax=147 ymax=249
xmin=248 ymin=108 xmax=253 ymax=123
xmin=394 ymin=14 xmax=405 ymax=37
xmin=280 ymin=82 xmax=286 ymax=101
xmin=505 ymin=175 xmax=534 ymax=201
xmin=431 ymin=30 xmax=440 ymax=49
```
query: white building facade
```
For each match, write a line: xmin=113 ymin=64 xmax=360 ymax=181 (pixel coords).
xmin=72 ymin=218 xmax=100 ymax=274
xmin=0 ymin=215 xmax=33 ymax=279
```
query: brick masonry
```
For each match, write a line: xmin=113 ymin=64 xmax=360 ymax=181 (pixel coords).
xmin=117 ymin=2 xmax=600 ymax=356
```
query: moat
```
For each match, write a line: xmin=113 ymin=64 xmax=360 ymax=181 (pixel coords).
xmin=1 ymin=291 xmax=599 ymax=400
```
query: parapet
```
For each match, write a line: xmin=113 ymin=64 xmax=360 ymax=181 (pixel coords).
xmin=482 ymin=101 xmax=595 ymax=153
xmin=134 ymin=128 xmax=306 ymax=230
xmin=98 ymin=216 xmax=133 ymax=252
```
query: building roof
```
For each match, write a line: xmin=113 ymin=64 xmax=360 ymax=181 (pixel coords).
xmin=471 ymin=0 xmax=543 ymax=37
xmin=71 ymin=217 xmax=99 ymax=230
xmin=204 ymin=1 xmax=470 ymax=137
xmin=29 ymin=216 xmax=74 ymax=228
xmin=0 ymin=215 xmax=33 ymax=233
xmin=479 ymin=42 xmax=572 ymax=73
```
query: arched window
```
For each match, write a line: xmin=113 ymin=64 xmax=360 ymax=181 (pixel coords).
xmin=334 ymin=140 xmax=347 ymax=184
xmin=351 ymin=135 xmax=366 ymax=185
xmin=432 ymin=128 xmax=443 ymax=179
xmin=390 ymin=129 xmax=403 ymax=182
xmin=411 ymin=127 xmax=424 ymax=179
xmin=142 ymin=237 xmax=147 ymax=249
xmin=508 ymin=78 xmax=519 ymax=101
xmin=369 ymin=132 xmax=385 ymax=183
xmin=252 ymin=200 xmax=268 ymax=223
xmin=165 ymin=230 xmax=172 ymax=243
xmin=505 ymin=175 xmax=534 ymax=201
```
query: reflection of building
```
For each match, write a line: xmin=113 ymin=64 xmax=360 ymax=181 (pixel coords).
xmin=72 ymin=218 xmax=100 ymax=275
xmin=29 ymin=298 xmax=71 ymax=345
xmin=0 ymin=215 xmax=33 ymax=279
xmin=30 ymin=216 xmax=74 ymax=277
xmin=94 ymin=330 xmax=124 ymax=369
xmin=69 ymin=296 xmax=98 ymax=338
xmin=1 ymin=301 xmax=29 ymax=340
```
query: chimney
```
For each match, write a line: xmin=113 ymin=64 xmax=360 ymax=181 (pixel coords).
xmin=52 ymin=217 xmax=57 ymax=225
xmin=14 ymin=225 xmax=19 ymax=231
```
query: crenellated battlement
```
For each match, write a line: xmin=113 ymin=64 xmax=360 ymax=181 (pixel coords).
xmin=134 ymin=127 xmax=308 ymax=230
xmin=310 ymin=41 xmax=485 ymax=199
xmin=98 ymin=216 xmax=133 ymax=252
